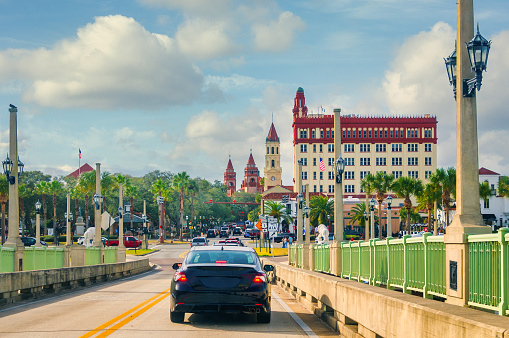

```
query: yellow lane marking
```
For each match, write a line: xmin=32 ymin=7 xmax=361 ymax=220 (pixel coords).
xmin=79 ymin=287 xmax=171 ymax=338
xmin=179 ymin=250 xmax=189 ymax=258
xmin=96 ymin=292 xmax=171 ymax=337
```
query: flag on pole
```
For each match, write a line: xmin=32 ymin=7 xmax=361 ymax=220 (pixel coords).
xmin=319 ymin=157 xmax=325 ymax=171
xmin=79 ymin=148 xmax=82 ymax=159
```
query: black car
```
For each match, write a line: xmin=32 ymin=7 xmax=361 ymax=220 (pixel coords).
xmin=206 ymin=229 xmax=216 ymax=238
xmin=272 ymin=232 xmax=296 ymax=243
xmin=20 ymin=237 xmax=47 ymax=246
xmin=170 ymin=246 xmax=273 ymax=324
xmin=233 ymin=227 xmax=242 ymax=235
xmin=219 ymin=226 xmax=229 ymax=238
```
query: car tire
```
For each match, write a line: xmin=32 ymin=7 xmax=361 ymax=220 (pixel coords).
xmin=257 ymin=307 xmax=271 ymax=323
xmin=170 ymin=310 xmax=185 ymax=323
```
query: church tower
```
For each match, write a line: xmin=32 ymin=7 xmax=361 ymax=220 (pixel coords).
xmin=264 ymin=122 xmax=282 ymax=190
xmin=224 ymin=156 xmax=236 ymax=197
xmin=240 ymin=151 xmax=262 ymax=194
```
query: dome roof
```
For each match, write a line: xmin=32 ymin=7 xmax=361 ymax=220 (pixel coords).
xmin=297 ymin=87 xmax=304 ymax=93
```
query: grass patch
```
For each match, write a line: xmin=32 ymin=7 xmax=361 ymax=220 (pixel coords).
xmin=254 ymin=248 xmax=288 ymax=257
xmin=126 ymin=249 xmax=156 ymax=256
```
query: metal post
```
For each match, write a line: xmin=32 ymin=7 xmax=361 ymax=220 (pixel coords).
xmin=143 ymin=200 xmax=148 ymax=249
xmin=370 ymin=206 xmax=375 ymax=239
xmin=296 ymin=160 xmax=303 ymax=244
xmin=119 ymin=184 xmax=125 ymax=248
xmin=387 ymin=206 xmax=392 ymax=238
xmin=35 ymin=206 xmax=41 ymax=247
xmin=94 ymin=163 xmax=101 ymax=247
xmin=66 ymin=194 xmax=72 ymax=245
xmin=6 ymin=106 xmax=20 ymax=247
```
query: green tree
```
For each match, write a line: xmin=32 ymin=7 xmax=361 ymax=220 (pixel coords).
xmin=499 ymin=176 xmax=509 ymax=198
xmin=264 ymin=200 xmax=293 ymax=232
xmin=0 ymin=177 xmax=8 ymax=244
xmin=372 ymin=172 xmax=394 ymax=238
xmin=150 ymin=179 xmax=170 ymax=237
xmin=172 ymin=172 xmax=191 ymax=240
xmin=430 ymin=168 xmax=456 ymax=226
xmin=18 ymin=183 xmax=32 ymax=236
xmin=479 ymin=181 xmax=493 ymax=211
xmin=349 ymin=202 xmax=367 ymax=232
xmin=309 ymin=195 xmax=334 ymax=227
xmin=77 ymin=171 xmax=96 ymax=228
xmin=125 ymin=182 xmax=140 ymax=232
xmin=392 ymin=176 xmax=424 ymax=234
xmin=417 ymin=183 xmax=441 ymax=232
xmin=360 ymin=173 xmax=375 ymax=240
xmin=47 ymin=179 xmax=64 ymax=244
xmin=100 ymin=171 xmax=116 ymax=214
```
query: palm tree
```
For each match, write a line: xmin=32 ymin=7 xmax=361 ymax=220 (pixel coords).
xmin=100 ymin=171 xmax=115 ymax=214
xmin=479 ymin=181 xmax=493 ymax=214
xmin=77 ymin=171 xmax=96 ymax=228
xmin=417 ymin=183 xmax=441 ymax=233
xmin=150 ymin=178 xmax=170 ymax=238
xmin=392 ymin=176 xmax=424 ymax=234
xmin=18 ymin=183 xmax=32 ymax=236
xmin=47 ymin=179 xmax=64 ymax=244
xmin=430 ymin=168 xmax=456 ymax=227
xmin=0 ymin=177 xmax=8 ymax=244
xmin=35 ymin=180 xmax=49 ymax=234
xmin=372 ymin=172 xmax=394 ymax=238
xmin=172 ymin=172 xmax=191 ymax=241
xmin=114 ymin=174 xmax=129 ymax=236
xmin=360 ymin=173 xmax=375 ymax=240
xmin=499 ymin=176 xmax=509 ymax=198
xmin=309 ymin=195 xmax=334 ymax=227
xmin=264 ymin=200 xmax=293 ymax=232
xmin=124 ymin=182 xmax=140 ymax=233
xmin=349 ymin=202 xmax=367 ymax=235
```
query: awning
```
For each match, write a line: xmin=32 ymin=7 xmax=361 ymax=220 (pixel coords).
xmin=482 ymin=213 xmax=497 ymax=221
xmin=113 ymin=214 xmax=147 ymax=223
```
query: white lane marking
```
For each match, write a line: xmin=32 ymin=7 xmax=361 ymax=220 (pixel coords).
xmin=272 ymin=291 xmax=318 ymax=337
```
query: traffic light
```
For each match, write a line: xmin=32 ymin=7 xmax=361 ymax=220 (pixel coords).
xmin=210 ymin=199 xmax=212 ymax=203
xmin=233 ymin=199 xmax=236 ymax=203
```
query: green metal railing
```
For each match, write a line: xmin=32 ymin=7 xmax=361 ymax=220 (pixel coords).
xmin=296 ymin=245 xmax=303 ymax=269
xmin=289 ymin=244 xmax=296 ymax=265
xmin=85 ymin=247 xmax=102 ymax=265
xmin=23 ymin=246 xmax=64 ymax=271
xmin=104 ymin=247 xmax=117 ymax=263
xmin=0 ymin=246 xmax=15 ymax=273
xmin=468 ymin=229 xmax=509 ymax=315
xmin=313 ymin=244 xmax=330 ymax=273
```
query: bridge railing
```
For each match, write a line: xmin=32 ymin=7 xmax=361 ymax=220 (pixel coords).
xmin=296 ymin=245 xmax=303 ymax=269
xmin=24 ymin=247 xmax=65 ymax=270
xmin=467 ymin=228 xmax=509 ymax=316
xmin=313 ymin=244 xmax=330 ymax=273
xmin=0 ymin=246 xmax=15 ymax=273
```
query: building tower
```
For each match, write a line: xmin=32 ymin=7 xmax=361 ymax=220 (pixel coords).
xmin=264 ymin=122 xmax=282 ymax=190
xmin=224 ymin=156 xmax=236 ymax=197
xmin=241 ymin=151 xmax=263 ymax=194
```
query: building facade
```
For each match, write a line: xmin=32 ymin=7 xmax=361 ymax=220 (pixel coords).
xmin=264 ymin=122 xmax=283 ymax=190
xmin=292 ymin=87 xmax=438 ymax=197
xmin=224 ymin=156 xmax=236 ymax=197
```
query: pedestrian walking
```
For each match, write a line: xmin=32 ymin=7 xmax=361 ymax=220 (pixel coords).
xmin=282 ymin=237 xmax=287 ymax=248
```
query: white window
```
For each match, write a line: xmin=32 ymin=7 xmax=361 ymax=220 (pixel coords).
xmin=313 ymin=172 xmax=317 ymax=180
xmin=425 ymin=144 xmax=432 ymax=152
xmin=344 ymin=185 xmax=355 ymax=193
xmin=300 ymin=144 xmax=307 ymax=153
xmin=301 ymin=158 xmax=307 ymax=166
xmin=408 ymin=144 xmax=418 ymax=152
xmin=360 ymin=144 xmax=370 ymax=152
xmin=392 ymin=144 xmax=402 ymax=152
xmin=425 ymin=171 xmax=432 ymax=179
xmin=313 ymin=185 xmax=317 ymax=192
xmin=344 ymin=171 xmax=355 ymax=180
xmin=408 ymin=157 xmax=418 ymax=166
xmin=376 ymin=144 xmax=386 ymax=152
xmin=312 ymin=130 xmax=316 ymax=139
xmin=328 ymin=185 xmax=334 ymax=193
xmin=313 ymin=144 xmax=316 ymax=152
xmin=302 ymin=172 xmax=308 ymax=180
xmin=328 ymin=144 xmax=334 ymax=152
xmin=360 ymin=158 xmax=371 ymax=166
xmin=344 ymin=144 xmax=355 ymax=152
xmin=408 ymin=171 xmax=419 ymax=178
xmin=299 ymin=130 xmax=307 ymax=138
xmin=360 ymin=171 xmax=370 ymax=179
xmin=345 ymin=158 xmax=355 ymax=166
xmin=313 ymin=158 xmax=317 ymax=166
xmin=376 ymin=158 xmax=386 ymax=166
xmin=319 ymin=172 xmax=323 ymax=180
xmin=425 ymin=157 xmax=432 ymax=166
xmin=328 ymin=171 xmax=334 ymax=180
xmin=319 ymin=144 xmax=323 ymax=152
xmin=392 ymin=171 xmax=402 ymax=179
xmin=392 ymin=157 xmax=402 ymax=166
xmin=328 ymin=158 xmax=334 ymax=166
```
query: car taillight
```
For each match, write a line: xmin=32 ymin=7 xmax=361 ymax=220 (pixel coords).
xmin=174 ymin=271 xmax=187 ymax=282
xmin=252 ymin=273 xmax=266 ymax=283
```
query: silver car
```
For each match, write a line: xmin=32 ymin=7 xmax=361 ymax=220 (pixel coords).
xmin=190 ymin=237 xmax=209 ymax=247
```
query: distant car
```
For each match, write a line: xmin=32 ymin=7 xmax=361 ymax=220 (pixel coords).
xmin=190 ymin=237 xmax=208 ymax=247
xmin=226 ymin=237 xmax=244 ymax=246
xmin=247 ymin=228 xmax=260 ymax=239
xmin=20 ymin=237 xmax=47 ymax=247
xmin=344 ymin=229 xmax=362 ymax=240
xmin=206 ymin=229 xmax=216 ymax=238
xmin=170 ymin=246 xmax=273 ymax=323
xmin=233 ymin=227 xmax=242 ymax=236
xmin=244 ymin=228 xmax=254 ymax=238
xmin=214 ymin=240 xmax=240 ymax=246
xmin=272 ymin=232 xmax=296 ymax=243
xmin=219 ymin=226 xmax=229 ymax=238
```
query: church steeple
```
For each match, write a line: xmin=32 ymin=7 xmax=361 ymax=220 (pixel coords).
xmin=293 ymin=87 xmax=308 ymax=118
xmin=264 ymin=122 xmax=282 ymax=190
xmin=224 ymin=155 xmax=236 ymax=197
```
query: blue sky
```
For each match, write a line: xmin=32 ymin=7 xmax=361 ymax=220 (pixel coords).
xmin=0 ymin=0 xmax=508 ymax=185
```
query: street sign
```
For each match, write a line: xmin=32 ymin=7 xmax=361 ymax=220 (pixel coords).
xmin=189 ymin=226 xmax=193 ymax=230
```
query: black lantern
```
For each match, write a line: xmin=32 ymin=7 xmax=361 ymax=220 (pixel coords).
xmin=118 ymin=206 xmax=123 ymax=219
xmin=124 ymin=202 xmax=131 ymax=214
xmin=297 ymin=193 xmax=304 ymax=209
xmin=2 ymin=155 xmax=13 ymax=184
xmin=35 ymin=200 xmax=42 ymax=215
xmin=156 ymin=196 xmax=164 ymax=205
xmin=386 ymin=195 xmax=393 ymax=209
xmin=335 ymin=156 xmax=346 ymax=184
xmin=93 ymin=193 xmax=101 ymax=209
xmin=363 ymin=211 xmax=368 ymax=221
xmin=444 ymin=46 xmax=457 ymax=98
xmin=370 ymin=198 xmax=376 ymax=211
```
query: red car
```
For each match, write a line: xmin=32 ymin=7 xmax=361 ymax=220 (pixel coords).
xmin=104 ymin=236 xmax=142 ymax=248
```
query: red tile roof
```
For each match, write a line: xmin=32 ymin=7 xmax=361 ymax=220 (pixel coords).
xmin=479 ymin=167 xmax=500 ymax=175
xmin=67 ymin=163 xmax=94 ymax=178
xmin=266 ymin=123 xmax=279 ymax=142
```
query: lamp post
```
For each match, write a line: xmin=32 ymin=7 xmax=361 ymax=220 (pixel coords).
xmin=335 ymin=156 xmax=345 ymax=242
xmin=387 ymin=195 xmax=393 ymax=238
xmin=297 ymin=192 xmax=304 ymax=244
xmin=35 ymin=200 xmax=42 ymax=247
xmin=370 ymin=198 xmax=376 ymax=239
xmin=64 ymin=210 xmax=73 ymax=246
xmin=93 ymin=192 xmax=103 ymax=247
xmin=327 ymin=214 xmax=331 ymax=233
xmin=186 ymin=215 xmax=189 ymax=238
xmin=303 ymin=205 xmax=311 ymax=245
xmin=363 ymin=211 xmax=368 ymax=240
xmin=157 ymin=195 xmax=164 ymax=244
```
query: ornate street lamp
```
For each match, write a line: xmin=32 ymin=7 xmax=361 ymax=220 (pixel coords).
xmin=370 ymin=198 xmax=376 ymax=239
xmin=2 ymin=154 xmax=23 ymax=185
xmin=118 ymin=206 xmax=123 ymax=219
xmin=334 ymin=156 xmax=346 ymax=184
xmin=444 ymin=24 xmax=491 ymax=98
xmin=297 ymin=193 xmax=304 ymax=209
xmin=93 ymin=193 xmax=101 ymax=210
xmin=386 ymin=195 xmax=392 ymax=238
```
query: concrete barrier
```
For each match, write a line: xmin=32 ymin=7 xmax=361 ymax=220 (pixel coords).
xmin=0 ymin=259 xmax=151 ymax=306
xmin=265 ymin=259 xmax=509 ymax=338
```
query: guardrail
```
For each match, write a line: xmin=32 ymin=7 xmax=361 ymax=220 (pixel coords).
xmin=313 ymin=244 xmax=330 ymax=273
xmin=0 ymin=247 xmax=14 ymax=273
xmin=24 ymin=247 xmax=64 ymax=270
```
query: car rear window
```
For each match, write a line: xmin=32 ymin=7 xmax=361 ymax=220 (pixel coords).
xmin=186 ymin=250 xmax=257 ymax=265
xmin=193 ymin=238 xmax=206 ymax=242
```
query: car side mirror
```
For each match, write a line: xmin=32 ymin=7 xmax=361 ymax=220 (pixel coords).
xmin=263 ymin=264 xmax=274 ymax=272
xmin=172 ymin=262 xmax=182 ymax=270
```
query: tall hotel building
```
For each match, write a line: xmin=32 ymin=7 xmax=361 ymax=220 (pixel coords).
xmin=292 ymin=87 xmax=437 ymax=197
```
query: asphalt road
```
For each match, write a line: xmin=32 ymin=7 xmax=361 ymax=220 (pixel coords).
xmin=0 ymin=238 xmax=335 ymax=337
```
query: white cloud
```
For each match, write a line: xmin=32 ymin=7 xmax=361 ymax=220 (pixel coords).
xmin=139 ymin=0 xmax=234 ymax=18
xmin=206 ymin=74 xmax=275 ymax=92
xmin=252 ymin=11 xmax=306 ymax=52
xmin=0 ymin=15 xmax=206 ymax=110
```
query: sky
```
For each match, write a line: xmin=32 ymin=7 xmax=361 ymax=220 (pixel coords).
xmin=0 ymin=0 xmax=508 ymax=185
